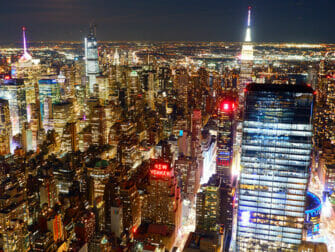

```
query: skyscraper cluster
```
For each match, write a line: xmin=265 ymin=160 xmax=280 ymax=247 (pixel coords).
xmin=0 ymin=5 xmax=334 ymax=252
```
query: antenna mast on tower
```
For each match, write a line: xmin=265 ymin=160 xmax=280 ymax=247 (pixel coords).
xmin=245 ymin=6 xmax=252 ymax=42
xmin=20 ymin=26 xmax=32 ymax=61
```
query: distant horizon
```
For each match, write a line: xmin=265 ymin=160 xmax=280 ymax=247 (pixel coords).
xmin=1 ymin=0 xmax=335 ymax=43
xmin=0 ymin=40 xmax=334 ymax=46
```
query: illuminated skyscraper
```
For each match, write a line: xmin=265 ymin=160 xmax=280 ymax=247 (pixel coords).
xmin=236 ymin=7 xmax=255 ymax=175
xmin=0 ymin=78 xmax=27 ymax=152
xmin=113 ymin=48 xmax=120 ymax=66
xmin=217 ymin=99 xmax=235 ymax=183
xmin=142 ymin=160 xmax=181 ymax=228
xmin=196 ymin=175 xmax=220 ymax=232
xmin=0 ymin=99 xmax=12 ymax=155
xmin=53 ymin=101 xmax=74 ymax=139
xmin=119 ymin=180 xmax=141 ymax=233
xmin=12 ymin=26 xmax=40 ymax=79
xmin=20 ymin=27 xmax=32 ymax=62
xmin=239 ymin=7 xmax=254 ymax=106
xmin=38 ymin=78 xmax=61 ymax=126
xmin=85 ymin=25 xmax=100 ymax=96
xmin=236 ymin=84 xmax=314 ymax=251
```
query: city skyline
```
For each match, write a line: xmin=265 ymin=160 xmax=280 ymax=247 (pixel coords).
xmin=0 ymin=1 xmax=335 ymax=251
xmin=1 ymin=0 xmax=335 ymax=43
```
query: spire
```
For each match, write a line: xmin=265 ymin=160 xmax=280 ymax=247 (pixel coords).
xmin=20 ymin=26 xmax=32 ymax=61
xmin=244 ymin=6 xmax=252 ymax=42
xmin=113 ymin=48 xmax=120 ymax=66
xmin=247 ymin=6 xmax=251 ymax=27
xmin=89 ymin=23 xmax=96 ymax=36
xmin=23 ymin=26 xmax=27 ymax=54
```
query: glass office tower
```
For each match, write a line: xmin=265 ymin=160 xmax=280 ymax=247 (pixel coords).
xmin=236 ymin=84 xmax=314 ymax=251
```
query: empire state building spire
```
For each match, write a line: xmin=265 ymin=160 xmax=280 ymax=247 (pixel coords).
xmin=20 ymin=26 xmax=32 ymax=62
xmin=244 ymin=6 xmax=252 ymax=42
xmin=241 ymin=6 xmax=254 ymax=61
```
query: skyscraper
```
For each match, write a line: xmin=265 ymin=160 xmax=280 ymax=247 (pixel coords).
xmin=217 ymin=99 xmax=235 ymax=183
xmin=0 ymin=99 xmax=12 ymax=155
xmin=196 ymin=175 xmax=220 ymax=232
xmin=85 ymin=25 xmax=100 ymax=96
xmin=142 ymin=160 xmax=181 ymax=227
xmin=236 ymin=7 xmax=255 ymax=177
xmin=0 ymin=78 xmax=27 ymax=152
xmin=239 ymin=7 xmax=254 ymax=107
xmin=38 ymin=78 xmax=61 ymax=124
xmin=236 ymin=83 xmax=314 ymax=251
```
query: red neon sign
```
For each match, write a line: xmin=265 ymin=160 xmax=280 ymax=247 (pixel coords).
xmin=217 ymin=159 xmax=231 ymax=166
xmin=153 ymin=163 xmax=168 ymax=170
xmin=151 ymin=162 xmax=171 ymax=178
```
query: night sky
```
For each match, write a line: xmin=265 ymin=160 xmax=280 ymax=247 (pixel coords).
xmin=1 ymin=0 xmax=335 ymax=43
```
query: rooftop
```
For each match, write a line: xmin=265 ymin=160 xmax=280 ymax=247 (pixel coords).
xmin=246 ymin=83 xmax=314 ymax=93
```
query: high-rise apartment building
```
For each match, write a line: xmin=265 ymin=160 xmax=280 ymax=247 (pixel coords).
xmin=236 ymin=84 xmax=314 ymax=251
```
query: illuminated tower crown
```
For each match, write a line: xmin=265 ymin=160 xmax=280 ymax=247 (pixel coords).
xmin=245 ymin=6 xmax=252 ymax=42
xmin=241 ymin=6 xmax=254 ymax=61
xmin=20 ymin=26 xmax=32 ymax=62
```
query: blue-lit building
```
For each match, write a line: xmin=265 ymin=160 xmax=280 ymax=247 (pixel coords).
xmin=304 ymin=192 xmax=321 ymax=238
xmin=236 ymin=84 xmax=314 ymax=251
xmin=38 ymin=78 xmax=60 ymax=122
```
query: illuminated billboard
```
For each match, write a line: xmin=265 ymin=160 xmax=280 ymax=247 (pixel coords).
xmin=150 ymin=161 xmax=171 ymax=178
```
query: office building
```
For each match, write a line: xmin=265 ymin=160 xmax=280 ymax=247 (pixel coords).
xmin=0 ymin=99 xmax=12 ymax=155
xmin=84 ymin=25 xmax=100 ymax=96
xmin=216 ymin=99 xmax=235 ymax=183
xmin=196 ymin=175 xmax=220 ymax=232
xmin=298 ymin=241 xmax=328 ymax=252
xmin=142 ymin=160 xmax=181 ymax=227
xmin=0 ymin=78 xmax=27 ymax=152
xmin=38 ymin=78 xmax=61 ymax=124
xmin=236 ymin=84 xmax=314 ymax=251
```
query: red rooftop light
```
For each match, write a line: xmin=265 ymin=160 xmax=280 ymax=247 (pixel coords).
xmin=219 ymin=100 xmax=235 ymax=112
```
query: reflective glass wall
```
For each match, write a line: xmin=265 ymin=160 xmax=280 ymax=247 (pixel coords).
xmin=236 ymin=84 xmax=314 ymax=251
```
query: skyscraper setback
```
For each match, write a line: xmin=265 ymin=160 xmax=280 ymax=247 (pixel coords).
xmin=236 ymin=84 xmax=314 ymax=251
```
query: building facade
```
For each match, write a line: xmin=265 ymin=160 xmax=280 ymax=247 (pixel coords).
xmin=84 ymin=25 xmax=100 ymax=96
xmin=236 ymin=84 xmax=314 ymax=251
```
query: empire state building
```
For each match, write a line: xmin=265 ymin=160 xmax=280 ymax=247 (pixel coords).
xmin=239 ymin=6 xmax=254 ymax=107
